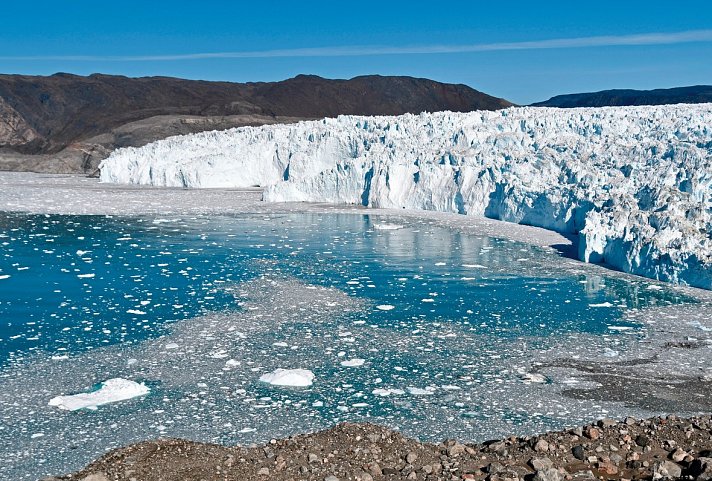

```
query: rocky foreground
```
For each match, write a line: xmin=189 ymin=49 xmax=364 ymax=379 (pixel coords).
xmin=53 ymin=416 xmax=712 ymax=481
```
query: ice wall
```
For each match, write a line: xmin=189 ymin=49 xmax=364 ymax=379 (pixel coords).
xmin=100 ymin=105 xmax=712 ymax=289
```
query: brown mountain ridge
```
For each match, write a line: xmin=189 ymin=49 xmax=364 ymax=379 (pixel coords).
xmin=0 ymin=73 xmax=512 ymax=174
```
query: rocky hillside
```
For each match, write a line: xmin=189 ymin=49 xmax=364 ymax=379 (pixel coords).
xmin=533 ymin=85 xmax=712 ymax=108
xmin=0 ymin=73 xmax=512 ymax=174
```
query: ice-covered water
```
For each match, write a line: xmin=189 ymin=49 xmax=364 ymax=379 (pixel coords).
xmin=0 ymin=212 xmax=699 ymax=479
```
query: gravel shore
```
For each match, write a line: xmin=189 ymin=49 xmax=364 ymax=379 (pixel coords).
xmin=50 ymin=416 xmax=712 ymax=481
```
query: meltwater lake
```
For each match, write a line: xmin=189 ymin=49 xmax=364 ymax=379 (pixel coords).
xmin=0 ymin=212 xmax=700 ymax=479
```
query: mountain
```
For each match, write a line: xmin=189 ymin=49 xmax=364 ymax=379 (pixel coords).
xmin=0 ymin=73 xmax=512 ymax=174
xmin=532 ymin=85 xmax=712 ymax=108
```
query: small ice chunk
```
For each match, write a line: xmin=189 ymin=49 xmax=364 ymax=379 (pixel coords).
xmin=259 ymin=369 xmax=314 ymax=387
xmin=127 ymin=309 xmax=146 ymax=315
xmin=0 ymin=275 xmax=10 ymax=280
xmin=407 ymin=386 xmax=436 ymax=395
xmin=520 ymin=373 xmax=547 ymax=384
xmin=225 ymin=359 xmax=241 ymax=367
xmin=372 ymin=388 xmax=405 ymax=397
xmin=164 ymin=343 xmax=179 ymax=350
xmin=340 ymin=358 xmax=365 ymax=367
xmin=77 ymin=273 xmax=95 ymax=279
xmin=589 ymin=302 xmax=614 ymax=308
xmin=373 ymin=223 xmax=403 ymax=230
xmin=376 ymin=304 xmax=395 ymax=311
xmin=48 ymin=378 xmax=150 ymax=411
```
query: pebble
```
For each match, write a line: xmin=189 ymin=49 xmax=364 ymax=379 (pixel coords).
xmin=532 ymin=467 xmax=562 ymax=481
xmin=572 ymin=445 xmax=585 ymax=460
xmin=652 ymin=460 xmax=682 ymax=480
xmin=533 ymin=439 xmax=550 ymax=453
xmin=529 ymin=457 xmax=553 ymax=470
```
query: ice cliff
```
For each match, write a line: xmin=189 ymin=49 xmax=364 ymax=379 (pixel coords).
xmin=100 ymin=105 xmax=712 ymax=289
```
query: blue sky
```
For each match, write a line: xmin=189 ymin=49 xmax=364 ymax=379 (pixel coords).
xmin=1 ymin=0 xmax=710 ymax=104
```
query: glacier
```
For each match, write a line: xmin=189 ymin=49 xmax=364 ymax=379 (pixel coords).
xmin=100 ymin=105 xmax=712 ymax=289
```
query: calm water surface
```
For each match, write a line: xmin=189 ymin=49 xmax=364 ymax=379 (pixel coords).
xmin=0 ymin=212 xmax=696 ymax=479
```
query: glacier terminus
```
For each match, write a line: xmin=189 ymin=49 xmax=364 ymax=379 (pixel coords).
xmin=100 ymin=104 xmax=712 ymax=289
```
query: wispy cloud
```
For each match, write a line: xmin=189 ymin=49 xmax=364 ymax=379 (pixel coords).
xmin=2 ymin=29 xmax=712 ymax=62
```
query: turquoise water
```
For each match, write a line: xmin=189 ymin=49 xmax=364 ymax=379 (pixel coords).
xmin=0 ymin=212 xmax=697 ymax=479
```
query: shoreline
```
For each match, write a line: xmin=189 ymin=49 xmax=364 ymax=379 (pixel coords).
xmin=50 ymin=415 xmax=712 ymax=481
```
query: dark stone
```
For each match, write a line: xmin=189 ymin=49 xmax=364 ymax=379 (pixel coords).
xmin=572 ymin=445 xmax=586 ymax=461
xmin=635 ymin=435 xmax=650 ymax=447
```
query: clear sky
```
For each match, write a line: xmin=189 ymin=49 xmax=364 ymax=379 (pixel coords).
xmin=1 ymin=0 xmax=711 ymax=104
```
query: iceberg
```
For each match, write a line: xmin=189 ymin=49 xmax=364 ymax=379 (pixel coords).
xmin=100 ymin=105 xmax=712 ymax=289
xmin=48 ymin=378 xmax=150 ymax=411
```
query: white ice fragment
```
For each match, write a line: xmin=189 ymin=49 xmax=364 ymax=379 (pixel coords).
xmin=520 ymin=373 xmax=547 ymax=384
xmin=164 ymin=343 xmax=179 ymax=350
xmin=259 ymin=368 xmax=315 ymax=387
xmin=48 ymin=378 xmax=150 ymax=411
xmin=0 ymin=275 xmax=11 ymax=280
xmin=373 ymin=223 xmax=404 ymax=230
xmin=340 ymin=358 xmax=366 ymax=367
xmin=407 ymin=386 xmax=436 ymax=395
xmin=225 ymin=359 xmax=241 ymax=368
xmin=77 ymin=273 xmax=95 ymax=279
xmin=127 ymin=309 xmax=146 ymax=315
xmin=372 ymin=388 xmax=405 ymax=397
xmin=376 ymin=304 xmax=395 ymax=311
xmin=588 ymin=302 xmax=614 ymax=308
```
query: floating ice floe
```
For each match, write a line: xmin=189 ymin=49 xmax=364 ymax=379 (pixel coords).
xmin=48 ymin=378 xmax=150 ymax=411
xmin=589 ymin=302 xmax=614 ymax=308
xmin=519 ymin=373 xmax=548 ymax=384
xmin=259 ymin=368 xmax=315 ymax=387
xmin=340 ymin=358 xmax=365 ymax=367
xmin=376 ymin=304 xmax=395 ymax=311
xmin=407 ymin=386 xmax=437 ymax=395
xmin=372 ymin=223 xmax=404 ymax=230
xmin=372 ymin=388 xmax=406 ymax=397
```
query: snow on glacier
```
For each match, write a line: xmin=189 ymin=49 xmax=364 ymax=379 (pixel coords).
xmin=100 ymin=105 xmax=712 ymax=289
